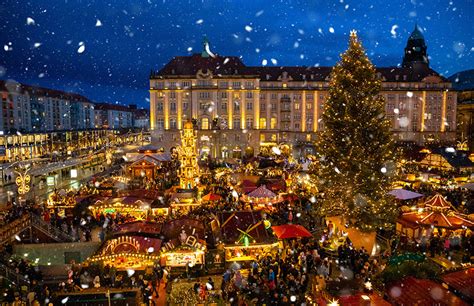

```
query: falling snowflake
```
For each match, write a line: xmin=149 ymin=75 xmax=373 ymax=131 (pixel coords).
xmin=262 ymin=59 xmax=268 ymax=66
xmin=390 ymin=25 xmax=399 ymax=38
xmin=196 ymin=19 xmax=204 ymax=24
xmin=34 ymin=42 xmax=42 ymax=48
xmin=329 ymin=27 xmax=335 ymax=33
xmin=245 ymin=25 xmax=253 ymax=32
xmin=95 ymin=19 xmax=102 ymax=27
xmin=26 ymin=17 xmax=35 ymax=25
xmin=399 ymin=117 xmax=410 ymax=128
xmin=255 ymin=10 xmax=264 ymax=17
xmin=77 ymin=42 xmax=85 ymax=54
xmin=187 ymin=47 xmax=193 ymax=52
xmin=270 ymin=58 xmax=277 ymax=65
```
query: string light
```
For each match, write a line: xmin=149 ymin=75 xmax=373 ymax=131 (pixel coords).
xmin=316 ymin=31 xmax=397 ymax=232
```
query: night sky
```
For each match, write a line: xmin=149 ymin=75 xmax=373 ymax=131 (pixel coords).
xmin=1 ymin=0 xmax=472 ymax=108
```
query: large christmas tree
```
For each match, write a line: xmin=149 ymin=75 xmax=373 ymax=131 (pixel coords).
xmin=317 ymin=31 xmax=397 ymax=232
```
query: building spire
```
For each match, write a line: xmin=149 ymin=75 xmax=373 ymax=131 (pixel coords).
xmin=402 ymin=24 xmax=429 ymax=68
xmin=201 ymin=36 xmax=210 ymax=58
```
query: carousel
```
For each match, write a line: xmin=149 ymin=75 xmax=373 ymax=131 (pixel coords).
xmin=397 ymin=193 xmax=474 ymax=239
xmin=88 ymin=235 xmax=161 ymax=270
xmin=88 ymin=197 xmax=153 ymax=221
xmin=240 ymin=185 xmax=283 ymax=210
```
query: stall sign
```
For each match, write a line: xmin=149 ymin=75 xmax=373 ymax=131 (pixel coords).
xmin=70 ymin=169 xmax=78 ymax=178
xmin=165 ymin=252 xmax=202 ymax=267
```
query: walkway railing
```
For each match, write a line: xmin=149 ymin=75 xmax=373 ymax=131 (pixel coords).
xmin=30 ymin=214 xmax=76 ymax=242
xmin=0 ymin=263 xmax=30 ymax=287
xmin=0 ymin=213 xmax=75 ymax=245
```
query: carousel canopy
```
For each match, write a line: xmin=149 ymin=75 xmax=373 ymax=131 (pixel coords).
xmin=424 ymin=193 xmax=456 ymax=210
xmin=399 ymin=194 xmax=474 ymax=229
xmin=386 ymin=277 xmax=467 ymax=306
xmin=202 ymin=193 xmax=222 ymax=202
xmin=388 ymin=188 xmax=424 ymax=200
xmin=247 ymin=185 xmax=277 ymax=198
xmin=271 ymin=224 xmax=312 ymax=239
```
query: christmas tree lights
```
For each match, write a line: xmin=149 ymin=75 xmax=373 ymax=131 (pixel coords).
xmin=317 ymin=30 xmax=397 ymax=232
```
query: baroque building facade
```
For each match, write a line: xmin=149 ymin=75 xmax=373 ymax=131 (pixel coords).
xmin=149 ymin=26 xmax=456 ymax=159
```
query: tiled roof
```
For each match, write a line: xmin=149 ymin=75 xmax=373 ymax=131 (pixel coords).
xmin=152 ymin=54 xmax=448 ymax=82
xmin=94 ymin=102 xmax=132 ymax=112
xmin=0 ymin=80 xmax=92 ymax=102
xmin=431 ymin=148 xmax=474 ymax=168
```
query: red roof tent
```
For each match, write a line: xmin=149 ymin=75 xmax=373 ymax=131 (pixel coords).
xmin=335 ymin=293 xmax=391 ymax=306
xmin=272 ymin=224 xmax=312 ymax=239
xmin=387 ymin=277 xmax=469 ymax=306
xmin=115 ymin=221 xmax=162 ymax=236
xmin=241 ymin=180 xmax=257 ymax=194
xmin=442 ymin=268 xmax=474 ymax=303
xmin=247 ymin=185 xmax=277 ymax=198
xmin=202 ymin=193 xmax=222 ymax=202
xmin=161 ymin=217 xmax=206 ymax=241
xmin=218 ymin=211 xmax=275 ymax=244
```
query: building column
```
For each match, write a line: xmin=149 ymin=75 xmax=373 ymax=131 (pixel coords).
xmin=240 ymin=91 xmax=245 ymax=130
xmin=420 ymin=91 xmax=426 ymax=132
xmin=254 ymin=90 xmax=260 ymax=129
xmin=302 ymin=90 xmax=306 ymax=132
xmin=177 ymin=91 xmax=183 ymax=129
xmin=441 ymin=91 xmax=447 ymax=132
xmin=313 ymin=91 xmax=318 ymax=132
xmin=164 ymin=91 xmax=169 ymax=130
xmin=228 ymin=90 xmax=233 ymax=129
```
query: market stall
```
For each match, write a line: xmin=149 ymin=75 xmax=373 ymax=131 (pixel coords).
xmin=88 ymin=197 xmax=153 ymax=221
xmin=159 ymin=217 xmax=207 ymax=268
xmin=217 ymin=211 xmax=278 ymax=264
xmin=240 ymin=185 xmax=283 ymax=210
xmin=88 ymin=235 xmax=161 ymax=270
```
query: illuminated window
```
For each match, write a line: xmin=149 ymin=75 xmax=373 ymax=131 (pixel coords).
xmin=271 ymin=134 xmax=277 ymax=141
xmin=201 ymin=118 xmax=209 ymax=130
xmin=246 ymin=102 xmax=253 ymax=110
xmin=294 ymin=103 xmax=300 ymax=110
xmin=259 ymin=118 xmax=266 ymax=129
xmin=260 ymin=134 xmax=265 ymax=142
xmin=270 ymin=118 xmax=277 ymax=129
xmin=306 ymin=134 xmax=311 ymax=141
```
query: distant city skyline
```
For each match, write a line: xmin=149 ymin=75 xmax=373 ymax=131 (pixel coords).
xmin=1 ymin=0 xmax=472 ymax=108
